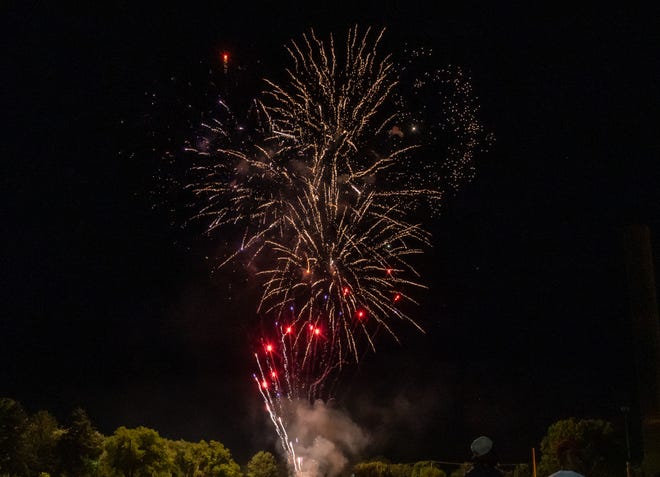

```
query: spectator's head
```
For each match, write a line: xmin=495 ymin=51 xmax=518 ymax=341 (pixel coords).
xmin=470 ymin=436 xmax=498 ymax=467
xmin=471 ymin=436 xmax=493 ymax=458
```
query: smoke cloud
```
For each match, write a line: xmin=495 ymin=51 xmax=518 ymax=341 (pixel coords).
xmin=287 ymin=399 xmax=370 ymax=477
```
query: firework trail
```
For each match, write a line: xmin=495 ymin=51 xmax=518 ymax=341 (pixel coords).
xmin=169 ymin=25 xmax=490 ymax=475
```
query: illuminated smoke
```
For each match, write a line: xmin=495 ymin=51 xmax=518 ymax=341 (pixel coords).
xmin=288 ymin=400 xmax=369 ymax=477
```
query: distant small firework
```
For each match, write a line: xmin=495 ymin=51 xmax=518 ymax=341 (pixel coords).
xmin=161 ymin=25 xmax=490 ymax=474
xmin=394 ymin=47 xmax=493 ymax=196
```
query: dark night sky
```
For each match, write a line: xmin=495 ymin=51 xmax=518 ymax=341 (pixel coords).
xmin=2 ymin=2 xmax=660 ymax=467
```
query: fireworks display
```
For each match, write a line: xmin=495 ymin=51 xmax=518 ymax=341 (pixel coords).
xmin=164 ymin=26 xmax=490 ymax=475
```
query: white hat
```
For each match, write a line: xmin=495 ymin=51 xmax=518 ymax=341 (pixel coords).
xmin=470 ymin=436 xmax=493 ymax=457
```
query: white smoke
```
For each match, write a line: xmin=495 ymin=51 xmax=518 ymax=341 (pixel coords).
xmin=287 ymin=399 xmax=370 ymax=477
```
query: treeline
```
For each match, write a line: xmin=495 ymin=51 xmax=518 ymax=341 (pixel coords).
xmin=1 ymin=397 xmax=626 ymax=477
xmin=353 ymin=460 xmax=520 ymax=477
xmin=0 ymin=397 xmax=281 ymax=477
xmin=353 ymin=418 xmax=626 ymax=477
xmin=355 ymin=461 xmax=467 ymax=477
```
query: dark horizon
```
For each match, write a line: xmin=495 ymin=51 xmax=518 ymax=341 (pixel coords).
xmin=2 ymin=3 xmax=660 ymax=466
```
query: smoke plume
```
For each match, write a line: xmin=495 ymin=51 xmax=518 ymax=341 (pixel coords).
xmin=287 ymin=399 xmax=369 ymax=477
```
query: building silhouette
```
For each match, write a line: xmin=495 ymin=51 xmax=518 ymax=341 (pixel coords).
xmin=623 ymin=224 xmax=660 ymax=476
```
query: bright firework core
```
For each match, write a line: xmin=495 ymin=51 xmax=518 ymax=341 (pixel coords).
xmin=178 ymin=26 xmax=489 ymax=476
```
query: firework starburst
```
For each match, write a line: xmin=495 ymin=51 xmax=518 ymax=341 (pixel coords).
xmin=163 ymin=26 xmax=490 ymax=474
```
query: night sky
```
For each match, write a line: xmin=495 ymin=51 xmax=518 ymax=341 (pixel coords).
xmin=3 ymin=2 xmax=660 ymax=467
